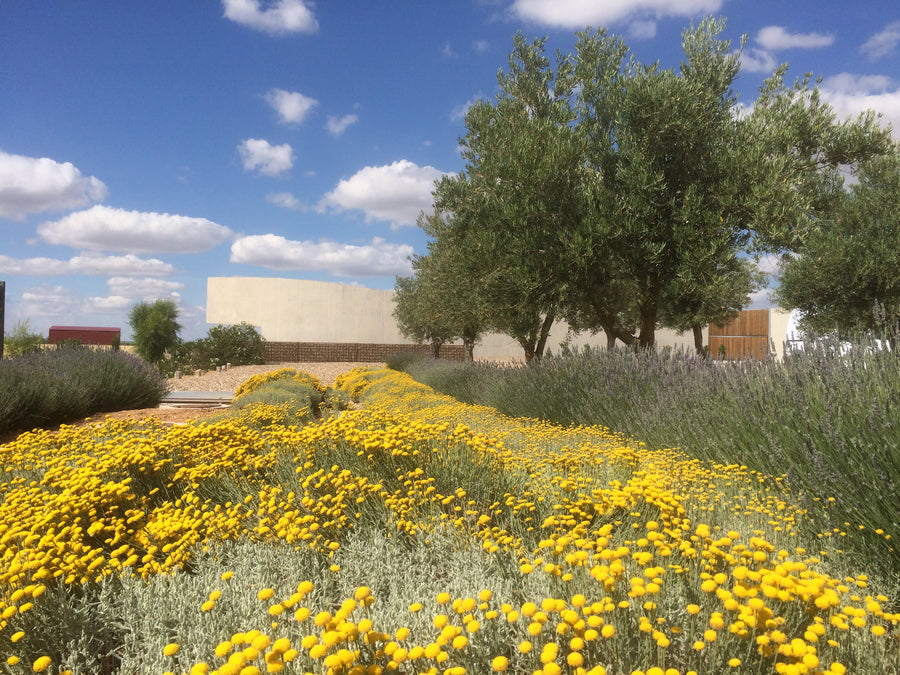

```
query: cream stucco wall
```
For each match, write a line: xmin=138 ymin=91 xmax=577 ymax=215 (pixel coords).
xmin=206 ymin=277 xmax=706 ymax=358
xmin=768 ymin=308 xmax=793 ymax=361
xmin=207 ymin=277 xmax=408 ymax=343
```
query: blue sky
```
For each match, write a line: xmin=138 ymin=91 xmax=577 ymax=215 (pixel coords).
xmin=2 ymin=1 xmax=899 ymax=340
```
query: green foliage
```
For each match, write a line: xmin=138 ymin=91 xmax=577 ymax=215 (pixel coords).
xmin=128 ymin=299 xmax=181 ymax=365
xmin=392 ymin=273 xmax=455 ymax=357
xmin=776 ymin=151 xmax=900 ymax=336
xmin=3 ymin=319 xmax=44 ymax=357
xmin=205 ymin=322 xmax=265 ymax=366
xmin=421 ymin=19 xmax=892 ymax=357
xmin=160 ymin=323 xmax=265 ymax=373
xmin=430 ymin=33 xmax=580 ymax=361
xmin=0 ymin=348 xmax=168 ymax=434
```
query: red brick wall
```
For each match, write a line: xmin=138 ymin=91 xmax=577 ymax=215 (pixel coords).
xmin=262 ymin=341 xmax=466 ymax=363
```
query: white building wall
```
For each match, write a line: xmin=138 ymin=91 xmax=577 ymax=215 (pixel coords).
xmin=206 ymin=277 xmax=706 ymax=359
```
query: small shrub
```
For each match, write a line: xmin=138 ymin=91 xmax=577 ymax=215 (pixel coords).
xmin=3 ymin=319 xmax=44 ymax=357
xmin=205 ymin=322 xmax=264 ymax=366
xmin=159 ymin=323 xmax=265 ymax=374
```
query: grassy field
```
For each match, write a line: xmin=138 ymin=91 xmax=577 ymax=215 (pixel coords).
xmin=0 ymin=366 xmax=897 ymax=674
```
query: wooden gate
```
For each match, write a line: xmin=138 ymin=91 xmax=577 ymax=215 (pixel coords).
xmin=708 ymin=309 xmax=771 ymax=360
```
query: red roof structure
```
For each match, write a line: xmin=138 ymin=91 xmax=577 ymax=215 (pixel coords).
xmin=47 ymin=326 xmax=121 ymax=346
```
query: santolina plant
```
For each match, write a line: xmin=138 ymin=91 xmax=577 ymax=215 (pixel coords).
xmin=393 ymin=337 xmax=900 ymax=577
xmin=0 ymin=366 xmax=897 ymax=674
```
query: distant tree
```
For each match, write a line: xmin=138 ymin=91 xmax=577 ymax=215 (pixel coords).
xmin=128 ymin=299 xmax=181 ymax=365
xmin=775 ymin=151 xmax=900 ymax=337
xmin=393 ymin=273 xmax=456 ymax=357
xmin=3 ymin=319 xmax=44 ymax=357
xmin=411 ymin=220 xmax=489 ymax=360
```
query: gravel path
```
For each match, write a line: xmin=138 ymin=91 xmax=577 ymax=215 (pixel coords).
xmin=166 ymin=362 xmax=378 ymax=392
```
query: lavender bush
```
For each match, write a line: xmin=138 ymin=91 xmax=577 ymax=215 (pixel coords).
xmin=0 ymin=348 xmax=168 ymax=434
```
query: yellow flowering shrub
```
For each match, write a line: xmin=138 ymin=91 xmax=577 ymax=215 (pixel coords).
xmin=0 ymin=366 xmax=896 ymax=674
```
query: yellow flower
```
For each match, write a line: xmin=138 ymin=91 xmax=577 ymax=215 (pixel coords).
xmin=32 ymin=659 xmax=52 ymax=675
xmin=451 ymin=635 xmax=468 ymax=650
xmin=215 ymin=641 xmax=233 ymax=658
xmin=163 ymin=643 xmax=180 ymax=657
xmin=492 ymin=655 xmax=509 ymax=671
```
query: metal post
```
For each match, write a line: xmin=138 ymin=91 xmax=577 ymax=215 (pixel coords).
xmin=0 ymin=281 xmax=5 ymax=360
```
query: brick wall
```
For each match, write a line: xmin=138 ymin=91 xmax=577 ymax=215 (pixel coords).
xmin=262 ymin=341 xmax=466 ymax=363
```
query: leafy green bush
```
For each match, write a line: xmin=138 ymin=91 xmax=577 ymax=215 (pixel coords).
xmin=205 ymin=322 xmax=264 ymax=366
xmin=0 ymin=349 xmax=168 ymax=435
xmin=159 ymin=323 xmax=264 ymax=374
xmin=3 ymin=319 xmax=44 ymax=357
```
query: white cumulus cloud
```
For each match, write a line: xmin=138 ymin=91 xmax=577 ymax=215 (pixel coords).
xmin=861 ymin=21 xmax=900 ymax=61
xmin=238 ymin=138 xmax=294 ymax=176
xmin=18 ymin=285 xmax=80 ymax=318
xmin=756 ymin=26 xmax=835 ymax=51
xmin=222 ymin=0 xmax=318 ymax=35
xmin=106 ymin=277 xmax=185 ymax=297
xmin=230 ymin=234 xmax=414 ymax=277
xmin=629 ymin=20 xmax=657 ymax=40
xmin=509 ymin=0 xmax=722 ymax=29
xmin=0 ymin=252 xmax=176 ymax=277
xmin=820 ymin=73 xmax=900 ymax=136
xmin=0 ymin=151 xmax=108 ymax=221
xmin=83 ymin=295 xmax=134 ymax=312
xmin=38 ymin=205 xmax=234 ymax=254
xmin=265 ymin=89 xmax=318 ymax=124
xmin=266 ymin=192 xmax=303 ymax=209
xmin=326 ymin=114 xmax=359 ymax=137
xmin=318 ymin=160 xmax=451 ymax=229
xmin=738 ymin=47 xmax=779 ymax=74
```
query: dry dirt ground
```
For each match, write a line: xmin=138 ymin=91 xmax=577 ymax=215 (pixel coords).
xmin=3 ymin=362 xmax=376 ymax=442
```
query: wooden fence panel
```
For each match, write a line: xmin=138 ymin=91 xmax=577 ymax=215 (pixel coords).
xmin=708 ymin=310 xmax=770 ymax=360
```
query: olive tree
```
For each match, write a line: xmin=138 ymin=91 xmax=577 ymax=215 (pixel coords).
xmin=775 ymin=150 xmax=900 ymax=337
